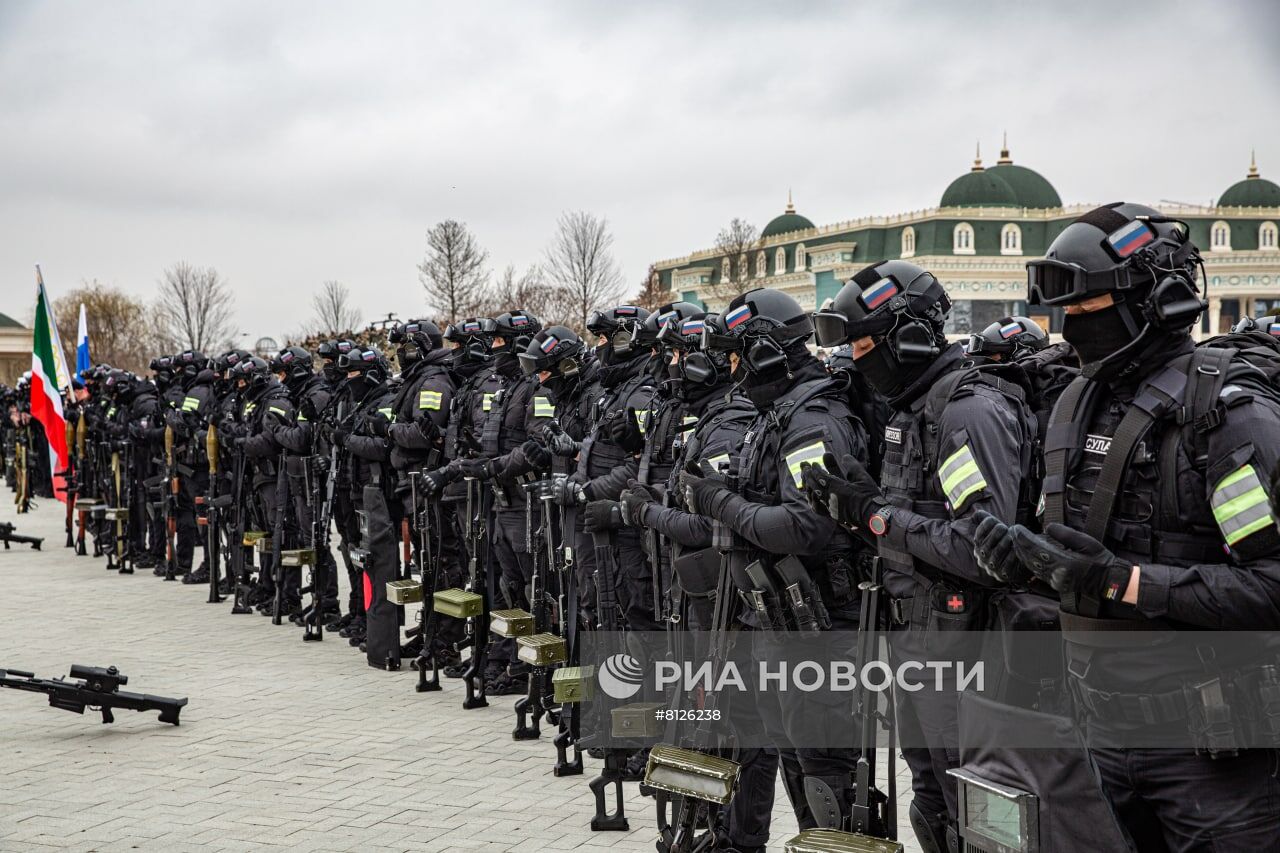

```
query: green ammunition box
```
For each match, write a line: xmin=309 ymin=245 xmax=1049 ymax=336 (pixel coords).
xmin=433 ymin=588 xmax=483 ymax=619
xmin=782 ymin=829 xmax=904 ymax=853
xmin=516 ymin=633 xmax=567 ymax=666
xmin=610 ymin=702 xmax=665 ymax=739
xmin=253 ymin=536 xmax=274 ymax=554
xmin=242 ymin=530 xmax=267 ymax=547
xmin=100 ymin=507 xmax=129 ymax=521
xmin=489 ymin=609 xmax=534 ymax=638
xmin=386 ymin=579 xmax=423 ymax=605
xmin=643 ymin=745 xmax=740 ymax=805
xmin=552 ymin=666 xmax=595 ymax=703
xmin=280 ymin=548 xmax=315 ymax=567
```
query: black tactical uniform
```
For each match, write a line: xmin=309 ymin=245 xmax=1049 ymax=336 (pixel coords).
xmin=811 ymin=260 xmax=1036 ymax=850
xmin=1005 ymin=203 xmax=1280 ymax=852
xmin=337 ymin=347 xmax=401 ymax=668
xmin=168 ymin=352 xmax=218 ymax=576
xmin=271 ymin=347 xmax=341 ymax=616
xmin=691 ymin=290 xmax=871 ymax=837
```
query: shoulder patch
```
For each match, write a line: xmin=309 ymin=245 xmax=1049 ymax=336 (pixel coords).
xmin=533 ymin=396 xmax=555 ymax=418
xmin=939 ymin=443 xmax=988 ymax=511
xmin=1212 ymin=464 xmax=1273 ymax=547
xmin=418 ymin=389 xmax=443 ymax=411
xmin=784 ymin=440 xmax=827 ymax=489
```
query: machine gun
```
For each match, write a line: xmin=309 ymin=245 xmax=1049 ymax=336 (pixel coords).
xmin=0 ymin=664 xmax=187 ymax=725
xmin=0 ymin=522 xmax=43 ymax=550
xmin=298 ymin=436 xmax=336 ymax=641
xmin=409 ymin=471 xmax=442 ymax=690
xmin=588 ymin=524 xmax=632 ymax=833
xmin=511 ymin=479 xmax=559 ymax=740
xmin=228 ymin=433 xmax=255 ymax=614
xmin=432 ymin=476 xmax=491 ymax=709
xmin=552 ymin=496 xmax=585 ymax=777
xmin=58 ymin=416 xmax=78 ymax=548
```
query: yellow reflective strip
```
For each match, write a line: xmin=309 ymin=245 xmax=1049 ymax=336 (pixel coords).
xmin=705 ymin=453 xmax=730 ymax=471
xmin=784 ymin=441 xmax=826 ymax=487
xmin=534 ymin=397 xmax=555 ymax=417
xmin=418 ymin=390 xmax=443 ymax=410
xmin=636 ymin=409 xmax=650 ymax=435
xmin=941 ymin=459 xmax=980 ymax=498
xmin=268 ymin=406 xmax=287 ymax=417
xmin=482 ymin=393 xmax=494 ymax=412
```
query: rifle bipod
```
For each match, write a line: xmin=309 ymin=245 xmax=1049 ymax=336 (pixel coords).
xmin=512 ymin=669 xmax=555 ymax=740
xmin=414 ymin=649 xmax=440 ymax=692
xmin=653 ymin=791 xmax=723 ymax=853
xmin=461 ymin=656 xmax=488 ymax=709
xmin=588 ymin=748 xmax=630 ymax=831
xmin=553 ymin=720 xmax=583 ymax=776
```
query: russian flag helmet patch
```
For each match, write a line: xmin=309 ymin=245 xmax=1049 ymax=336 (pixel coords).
xmin=859 ymin=277 xmax=900 ymax=311
xmin=1106 ymin=219 xmax=1156 ymax=258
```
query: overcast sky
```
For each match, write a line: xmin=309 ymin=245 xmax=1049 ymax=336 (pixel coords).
xmin=2 ymin=0 xmax=1277 ymax=344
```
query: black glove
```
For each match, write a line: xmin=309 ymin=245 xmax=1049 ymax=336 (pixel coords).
xmin=368 ymin=415 xmax=390 ymax=438
xmin=421 ymin=465 xmax=454 ymax=497
xmin=680 ymin=460 xmax=733 ymax=518
xmin=1009 ymin=523 xmax=1134 ymax=616
xmin=331 ymin=424 xmax=351 ymax=447
xmin=416 ymin=417 xmax=440 ymax=445
xmin=544 ymin=424 xmax=580 ymax=458
xmin=619 ymin=479 xmax=658 ymax=527
xmin=608 ymin=407 xmax=645 ymax=454
xmin=454 ymin=457 xmax=491 ymax=481
xmin=165 ymin=410 xmax=184 ymax=429
xmin=522 ymin=438 xmax=551 ymax=470
xmin=583 ymin=500 xmax=624 ymax=533
xmin=800 ymin=452 xmax=883 ymax=528
xmin=298 ymin=395 xmax=319 ymax=422
xmin=551 ymin=475 xmax=588 ymax=507
xmin=972 ymin=509 xmax=1024 ymax=584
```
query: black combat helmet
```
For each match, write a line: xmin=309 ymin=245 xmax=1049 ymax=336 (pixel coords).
xmin=337 ymin=345 xmax=391 ymax=385
xmin=967 ymin=316 xmax=1050 ymax=361
xmin=174 ymin=350 xmax=209 ymax=380
xmin=637 ymin=302 xmax=701 ymax=349
xmin=587 ymin=305 xmax=650 ymax=364
xmin=483 ymin=311 xmax=542 ymax=353
xmin=388 ymin=318 xmax=443 ymax=369
xmin=1027 ymin=202 xmax=1205 ymax=378
xmin=674 ymin=313 xmax=733 ymax=390
xmin=270 ymin=346 xmax=315 ymax=385
xmin=520 ymin=326 xmax=587 ymax=377
xmin=231 ymin=356 xmax=272 ymax=391
xmin=444 ymin=318 xmax=493 ymax=364
xmin=1233 ymin=315 xmax=1280 ymax=336
xmin=317 ymin=339 xmax=356 ymax=384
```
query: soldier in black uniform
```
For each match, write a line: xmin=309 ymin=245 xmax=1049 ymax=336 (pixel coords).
xmin=445 ymin=310 xmax=544 ymax=694
xmin=316 ymin=340 xmax=362 ymax=632
xmin=231 ymin=356 xmax=297 ymax=614
xmin=334 ymin=346 xmax=401 ymax=667
xmin=270 ymin=346 xmax=341 ymax=623
xmin=167 ymin=350 xmax=218 ymax=579
xmin=384 ymin=320 xmax=455 ymax=657
xmin=551 ymin=305 xmax=656 ymax=633
xmin=684 ymin=288 xmax=871 ymax=836
xmin=618 ymin=313 xmax=779 ymax=852
xmin=115 ymin=372 xmax=163 ymax=567
xmin=980 ymin=203 xmax=1280 ymax=851
xmin=809 ymin=260 xmax=1037 ymax=851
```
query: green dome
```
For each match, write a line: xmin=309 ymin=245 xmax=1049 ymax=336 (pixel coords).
xmin=1219 ymin=158 xmax=1280 ymax=207
xmin=940 ymin=168 xmax=1018 ymax=208
xmin=988 ymin=162 xmax=1062 ymax=209
xmin=762 ymin=197 xmax=815 ymax=238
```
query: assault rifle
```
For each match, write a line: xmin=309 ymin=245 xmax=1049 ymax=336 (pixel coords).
xmin=228 ymin=430 xmax=254 ymax=614
xmin=163 ymin=424 xmax=180 ymax=581
xmin=204 ymin=424 xmax=227 ymax=604
xmin=552 ymin=496 xmax=584 ymax=777
xmin=461 ymin=477 xmax=491 ymax=709
xmin=0 ymin=522 xmax=43 ymax=550
xmin=299 ymin=430 xmax=336 ymax=641
xmin=410 ymin=470 xmax=443 ymax=689
xmin=513 ymin=479 xmax=557 ymax=739
xmin=0 ymin=664 xmax=187 ymax=725
xmin=589 ymin=524 xmax=631 ymax=832
xmin=58 ymin=416 xmax=77 ymax=548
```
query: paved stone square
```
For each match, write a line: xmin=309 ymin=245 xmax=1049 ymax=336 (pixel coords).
xmin=0 ymin=498 xmax=919 ymax=852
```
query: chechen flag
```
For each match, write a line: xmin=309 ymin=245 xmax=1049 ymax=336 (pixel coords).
xmin=31 ymin=266 xmax=73 ymax=503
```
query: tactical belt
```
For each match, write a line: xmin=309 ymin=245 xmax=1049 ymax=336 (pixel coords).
xmin=1073 ymin=681 xmax=1191 ymax=726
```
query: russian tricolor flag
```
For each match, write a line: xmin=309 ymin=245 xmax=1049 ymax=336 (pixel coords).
xmin=860 ymin=278 xmax=899 ymax=310
xmin=76 ymin=303 xmax=91 ymax=376
xmin=1107 ymin=220 xmax=1155 ymax=258
xmin=1000 ymin=321 xmax=1023 ymax=339
xmin=511 ymin=315 xmax=529 ymax=326
xmin=1269 ymin=323 xmax=1280 ymax=337
xmin=540 ymin=335 xmax=559 ymax=353
xmin=724 ymin=304 xmax=752 ymax=329
xmin=680 ymin=318 xmax=705 ymax=336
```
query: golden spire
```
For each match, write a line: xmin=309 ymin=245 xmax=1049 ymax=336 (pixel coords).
xmin=1248 ymin=149 xmax=1259 ymax=179
xmin=785 ymin=188 xmax=796 ymax=213
xmin=997 ymin=130 xmax=1012 ymax=165
xmin=971 ymin=141 xmax=984 ymax=172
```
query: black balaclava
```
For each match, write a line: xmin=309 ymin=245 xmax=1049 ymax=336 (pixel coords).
xmin=732 ymin=340 xmax=824 ymax=409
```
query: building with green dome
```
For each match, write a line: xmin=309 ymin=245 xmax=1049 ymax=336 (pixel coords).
xmin=651 ymin=143 xmax=1280 ymax=337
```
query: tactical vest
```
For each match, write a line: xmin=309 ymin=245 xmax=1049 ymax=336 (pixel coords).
xmin=879 ymin=364 xmax=1036 ymax=598
xmin=734 ymin=378 xmax=863 ymax=611
xmin=480 ymin=374 xmax=533 ymax=458
xmin=637 ymin=394 xmax=698 ymax=486
xmin=552 ymin=377 xmax=598 ymax=477
xmin=578 ymin=371 xmax=654 ymax=478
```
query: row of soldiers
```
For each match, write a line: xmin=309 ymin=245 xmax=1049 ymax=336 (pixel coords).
xmin=46 ymin=201 xmax=1280 ymax=853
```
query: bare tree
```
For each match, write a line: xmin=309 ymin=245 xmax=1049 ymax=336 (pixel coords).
xmin=53 ymin=280 xmax=151 ymax=373
xmin=479 ymin=264 xmax=572 ymax=326
xmin=418 ymin=220 xmax=490 ymax=323
xmin=709 ymin=217 xmax=760 ymax=302
xmin=311 ymin=280 xmax=361 ymax=335
xmin=154 ymin=262 xmax=237 ymax=353
xmin=543 ymin=210 xmax=625 ymax=333
xmin=631 ymin=264 xmax=670 ymax=311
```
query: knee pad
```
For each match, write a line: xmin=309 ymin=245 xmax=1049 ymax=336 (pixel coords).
xmin=803 ymin=776 xmax=852 ymax=831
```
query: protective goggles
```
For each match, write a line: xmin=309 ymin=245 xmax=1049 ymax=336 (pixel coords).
xmin=1025 ymin=258 xmax=1143 ymax=307
xmin=335 ymin=350 xmax=377 ymax=370
xmin=656 ymin=317 xmax=705 ymax=350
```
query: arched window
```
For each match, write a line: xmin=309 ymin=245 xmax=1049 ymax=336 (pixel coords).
xmin=795 ymin=243 xmax=807 ymax=271
xmin=1260 ymin=221 xmax=1278 ymax=251
xmin=1001 ymin=223 xmax=1022 ymax=255
xmin=721 ymin=257 xmax=731 ymax=282
xmin=1211 ymin=220 xmax=1231 ymax=251
xmin=775 ymin=246 xmax=786 ymax=274
xmin=953 ymin=222 xmax=975 ymax=254
xmin=901 ymin=226 xmax=916 ymax=258
xmin=755 ymin=250 xmax=767 ymax=278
